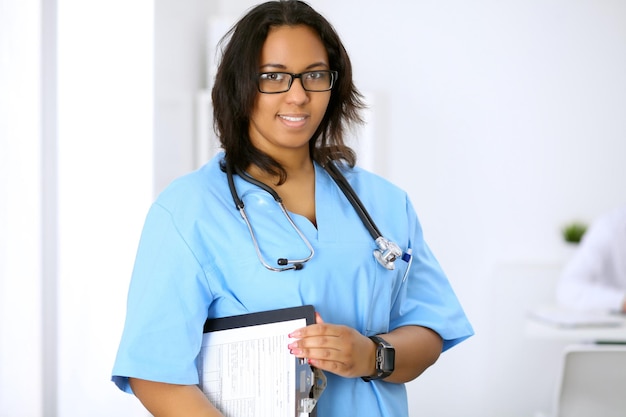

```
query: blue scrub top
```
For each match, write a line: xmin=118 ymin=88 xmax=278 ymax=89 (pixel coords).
xmin=112 ymin=154 xmax=473 ymax=417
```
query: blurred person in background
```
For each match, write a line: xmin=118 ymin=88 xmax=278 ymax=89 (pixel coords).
xmin=556 ymin=205 xmax=626 ymax=313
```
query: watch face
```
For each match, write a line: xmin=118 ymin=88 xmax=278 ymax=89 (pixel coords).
xmin=371 ymin=336 xmax=395 ymax=374
xmin=379 ymin=345 xmax=395 ymax=372
xmin=362 ymin=336 xmax=395 ymax=381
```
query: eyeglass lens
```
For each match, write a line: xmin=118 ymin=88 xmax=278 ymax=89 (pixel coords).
xmin=258 ymin=71 xmax=336 ymax=93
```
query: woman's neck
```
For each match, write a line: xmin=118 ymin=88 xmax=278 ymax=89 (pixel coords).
xmin=247 ymin=157 xmax=317 ymax=225
xmin=247 ymin=153 xmax=314 ymax=185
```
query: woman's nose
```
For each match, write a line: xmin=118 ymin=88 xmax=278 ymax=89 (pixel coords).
xmin=285 ymin=78 xmax=309 ymax=104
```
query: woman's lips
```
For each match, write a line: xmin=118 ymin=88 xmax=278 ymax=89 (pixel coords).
xmin=278 ymin=114 xmax=308 ymax=127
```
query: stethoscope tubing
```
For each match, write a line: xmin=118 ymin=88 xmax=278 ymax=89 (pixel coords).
xmin=226 ymin=161 xmax=314 ymax=271
xmin=225 ymin=158 xmax=402 ymax=271
xmin=323 ymin=160 xmax=382 ymax=241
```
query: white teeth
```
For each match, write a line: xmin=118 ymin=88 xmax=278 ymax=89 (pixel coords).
xmin=280 ymin=115 xmax=305 ymax=122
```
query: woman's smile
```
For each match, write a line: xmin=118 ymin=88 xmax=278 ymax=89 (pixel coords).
xmin=278 ymin=113 xmax=309 ymax=127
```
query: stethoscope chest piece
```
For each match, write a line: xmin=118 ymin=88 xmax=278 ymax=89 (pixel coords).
xmin=373 ymin=237 xmax=403 ymax=270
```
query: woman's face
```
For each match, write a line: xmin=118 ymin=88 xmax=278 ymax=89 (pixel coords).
xmin=248 ymin=25 xmax=331 ymax=159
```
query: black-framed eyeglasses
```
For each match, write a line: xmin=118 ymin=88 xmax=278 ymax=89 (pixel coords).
xmin=258 ymin=70 xmax=338 ymax=94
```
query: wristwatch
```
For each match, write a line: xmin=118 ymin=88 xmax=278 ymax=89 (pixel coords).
xmin=361 ymin=335 xmax=395 ymax=382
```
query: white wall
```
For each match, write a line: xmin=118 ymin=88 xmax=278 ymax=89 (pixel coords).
xmin=154 ymin=1 xmax=626 ymax=416
xmin=153 ymin=0 xmax=217 ymax=194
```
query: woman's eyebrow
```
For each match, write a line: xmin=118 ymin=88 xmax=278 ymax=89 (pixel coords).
xmin=259 ymin=62 xmax=329 ymax=71
xmin=259 ymin=63 xmax=287 ymax=71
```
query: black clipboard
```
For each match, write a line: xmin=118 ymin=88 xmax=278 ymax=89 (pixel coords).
xmin=203 ymin=305 xmax=316 ymax=332
xmin=198 ymin=305 xmax=325 ymax=417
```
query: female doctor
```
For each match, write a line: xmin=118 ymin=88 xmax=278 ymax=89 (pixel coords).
xmin=112 ymin=1 xmax=473 ymax=416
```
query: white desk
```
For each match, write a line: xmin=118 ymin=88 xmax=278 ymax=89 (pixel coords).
xmin=526 ymin=307 xmax=626 ymax=343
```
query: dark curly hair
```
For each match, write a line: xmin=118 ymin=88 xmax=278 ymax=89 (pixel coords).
xmin=212 ymin=0 xmax=365 ymax=184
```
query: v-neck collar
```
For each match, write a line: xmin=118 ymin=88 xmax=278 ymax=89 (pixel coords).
xmin=230 ymin=161 xmax=344 ymax=244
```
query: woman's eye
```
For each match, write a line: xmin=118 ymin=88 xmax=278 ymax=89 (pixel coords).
xmin=264 ymin=73 xmax=284 ymax=82
xmin=305 ymin=71 xmax=328 ymax=82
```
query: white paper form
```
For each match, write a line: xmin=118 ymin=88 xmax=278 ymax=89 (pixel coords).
xmin=198 ymin=318 xmax=306 ymax=417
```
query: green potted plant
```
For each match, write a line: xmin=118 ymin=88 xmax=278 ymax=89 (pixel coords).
xmin=561 ymin=221 xmax=587 ymax=244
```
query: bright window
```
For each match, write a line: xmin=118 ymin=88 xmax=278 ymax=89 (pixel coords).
xmin=0 ymin=1 xmax=43 ymax=414
xmin=56 ymin=1 xmax=153 ymax=415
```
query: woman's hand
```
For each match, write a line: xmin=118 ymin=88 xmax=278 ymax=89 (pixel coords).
xmin=288 ymin=312 xmax=444 ymax=383
xmin=288 ymin=312 xmax=376 ymax=378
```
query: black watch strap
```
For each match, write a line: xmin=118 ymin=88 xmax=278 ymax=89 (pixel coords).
xmin=361 ymin=335 xmax=395 ymax=382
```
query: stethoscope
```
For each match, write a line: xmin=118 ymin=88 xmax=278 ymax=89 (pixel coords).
xmin=226 ymin=160 xmax=405 ymax=272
